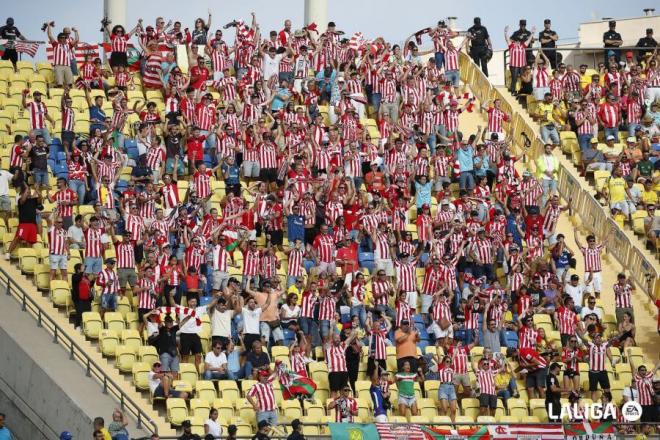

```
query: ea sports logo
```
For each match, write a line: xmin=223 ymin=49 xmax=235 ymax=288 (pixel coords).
xmin=621 ymin=400 xmax=643 ymax=422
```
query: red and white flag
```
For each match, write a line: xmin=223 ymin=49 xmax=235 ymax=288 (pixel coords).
xmin=14 ymin=41 xmax=40 ymax=57
xmin=489 ymin=424 xmax=565 ymax=439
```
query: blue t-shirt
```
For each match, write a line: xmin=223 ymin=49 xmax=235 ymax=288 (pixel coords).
xmin=89 ymin=105 xmax=106 ymax=130
xmin=456 ymin=146 xmax=475 ymax=172
xmin=287 ymin=215 xmax=304 ymax=242
xmin=271 ymin=87 xmax=291 ymax=111
xmin=370 ymin=385 xmax=387 ymax=416
xmin=221 ymin=163 xmax=240 ymax=185
xmin=414 ymin=181 xmax=433 ymax=209
xmin=553 ymin=249 xmax=570 ymax=269
xmin=0 ymin=426 xmax=13 ymax=440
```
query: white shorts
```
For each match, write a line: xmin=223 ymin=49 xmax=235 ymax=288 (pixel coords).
xmin=404 ymin=291 xmax=418 ymax=312
xmin=421 ymin=293 xmax=434 ymax=313
xmin=584 ymin=271 xmax=602 ymax=293
xmin=375 ymin=258 xmax=394 ymax=276
xmin=374 ymin=414 xmax=388 ymax=423
xmin=429 ymin=321 xmax=454 ymax=339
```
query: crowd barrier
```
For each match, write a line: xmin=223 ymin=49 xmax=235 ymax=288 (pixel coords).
xmin=459 ymin=53 xmax=659 ymax=301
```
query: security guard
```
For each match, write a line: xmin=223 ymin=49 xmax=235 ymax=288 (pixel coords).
xmin=603 ymin=20 xmax=623 ymax=64
xmin=467 ymin=17 xmax=492 ymax=77
xmin=635 ymin=28 xmax=657 ymax=61
xmin=539 ymin=19 xmax=559 ymax=68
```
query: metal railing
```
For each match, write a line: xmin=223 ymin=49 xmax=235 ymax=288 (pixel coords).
xmin=502 ymin=45 xmax=656 ymax=82
xmin=0 ymin=266 xmax=159 ymax=436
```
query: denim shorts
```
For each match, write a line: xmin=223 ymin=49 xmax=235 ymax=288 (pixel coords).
xmin=49 ymin=254 xmax=68 ymax=270
xmin=32 ymin=169 xmax=48 ymax=186
xmin=319 ymin=320 xmax=331 ymax=338
xmin=101 ymin=293 xmax=117 ymax=310
xmin=84 ymin=257 xmax=102 ymax=274
xmin=438 ymin=383 xmax=457 ymax=401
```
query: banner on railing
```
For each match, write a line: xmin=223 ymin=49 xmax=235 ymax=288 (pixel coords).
xmin=330 ymin=422 xmax=615 ymax=440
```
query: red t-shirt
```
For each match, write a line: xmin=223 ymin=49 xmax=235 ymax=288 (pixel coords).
xmin=187 ymin=135 xmax=206 ymax=161
xmin=190 ymin=65 xmax=209 ymax=89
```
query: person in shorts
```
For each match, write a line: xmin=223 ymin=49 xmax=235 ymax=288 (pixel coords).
xmin=395 ymin=360 xmax=419 ymax=416
xmin=117 ymin=231 xmax=138 ymax=293
xmin=437 ymin=355 xmax=459 ymax=421
xmin=148 ymin=362 xmax=188 ymax=399
xmin=242 ymin=153 xmax=260 ymax=180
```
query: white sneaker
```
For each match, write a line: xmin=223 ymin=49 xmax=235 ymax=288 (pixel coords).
xmin=4 ymin=252 xmax=9 ymax=260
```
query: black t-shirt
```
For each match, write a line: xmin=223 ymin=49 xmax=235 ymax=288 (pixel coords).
xmin=156 ymin=324 xmax=179 ymax=355
xmin=287 ymin=432 xmax=305 ymax=440
xmin=246 ymin=351 xmax=271 ymax=369
xmin=467 ymin=25 xmax=489 ymax=47
xmin=252 ymin=433 xmax=270 ymax=440
xmin=539 ymin=30 xmax=557 ymax=48
xmin=18 ymin=196 xmax=38 ymax=224
xmin=603 ymin=30 xmax=622 ymax=47
xmin=0 ymin=25 xmax=22 ymax=46
xmin=636 ymin=37 xmax=657 ymax=49
xmin=545 ymin=372 xmax=561 ymax=401
xmin=511 ymin=29 xmax=531 ymax=43
xmin=29 ymin=146 xmax=49 ymax=171
xmin=178 ymin=433 xmax=201 ymax=440
xmin=165 ymin=134 xmax=182 ymax=159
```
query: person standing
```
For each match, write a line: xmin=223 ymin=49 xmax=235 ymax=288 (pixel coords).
xmin=602 ymin=20 xmax=623 ymax=64
xmin=504 ymin=24 xmax=535 ymax=95
xmin=370 ymin=371 xmax=388 ymax=423
xmin=325 ymin=330 xmax=358 ymax=397
xmin=577 ymin=331 xmax=615 ymax=402
xmin=5 ymin=183 xmax=41 ymax=260
xmin=328 ymin=385 xmax=358 ymax=422
xmin=545 ymin=362 xmax=563 ymax=422
xmin=539 ymin=19 xmax=559 ymax=69
xmin=0 ymin=17 xmax=27 ymax=67
xmin=466 ymin=17 xmax=492 ymax=77
xmin=246 ymin=369 xmax=278 ymax=426
xmin=394 ymin=319 xmax=420 ymax=371
xmin=573 ymin=229 xmax=607 ymax=298
xmin=628 ymin=350 xmax=660 ymax=424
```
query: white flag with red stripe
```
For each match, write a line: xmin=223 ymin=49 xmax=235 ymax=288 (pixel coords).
xmin=489 ymin=424 xmax=565 ymax=439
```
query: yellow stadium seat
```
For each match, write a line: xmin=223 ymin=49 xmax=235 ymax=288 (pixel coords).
xmin=213 ymin=398 xmax=234 ymax=421
xmin=125 ymin=312 xmax=139 ymax=330
xmin=138 ymin=345 xmax=159 ymax=366
xmin=99 ymin=329 xmax=119 ymax=357
xmin=189 ymin=398 xmax=210 ymax=418
xmin=132 ymin=362 xmax=150 ymax=390
xmin=166 ymin=398 xmax=188 ymax=426
xmin=180 ymin=363 xmax=199 ymax=389
xmin=35 ymin=264 xmax=50 ymax=290
xmin=82 ymin=312 xmax=103 ymax=339
xmin=115 ymin=345 xmax=136 ymax=372
xmin=104 ymin=312 xmax=125 ymax=332
xmin=529 ymin=398 xmax=548 ymax=421
xmin=195 ymin=380 xmax=217 ymax=405
xmin=18 ymin=248 xmax=38 ymax=273
xmin=454 ymin=415 xmax=475 ymax=423
xmin=218 ymin=380 xmax=240 ymax=401
xmin=281 ymin=400 xmax=303 ymax=419
xmin=50 ymin=279 xmax=71 ymax=309
xmin=116 ymin=296 xmax=132 ymax=319
xmin=120 ymin=329 xmax=141 ymax=352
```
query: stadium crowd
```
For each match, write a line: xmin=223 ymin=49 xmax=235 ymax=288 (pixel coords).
xmin=0 ymin=9 xmax=659 ymax=439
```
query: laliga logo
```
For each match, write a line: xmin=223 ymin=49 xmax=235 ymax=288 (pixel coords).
xmin=621 ymin=401 xmax=643 ymax=422
xmin=549 ymin=402 xmax=619 ymax=420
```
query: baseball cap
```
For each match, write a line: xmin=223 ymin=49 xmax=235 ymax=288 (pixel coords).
xmin=153 ymin=361 xmax=162 ymax=367
xmin=181 ymin=420 xmax=192 ymax=428
xmin=590 ymin=137 xmax=599 ymax=144
xmin=104 ymin=258 xmax=116 ymax=265
xmin=626 ymin=136 xmax=636 ymax=143
xmin=606 ymin=135 xmax=615 ymax=141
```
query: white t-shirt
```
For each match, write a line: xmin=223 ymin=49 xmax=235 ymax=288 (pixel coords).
xmin=242 ymin=306 xmax=262 ymax=334
xmin=67 ymin=224 xmax=84 ymax=246
xmin=0 ymin=170 xmax=12 ymax=196
xmin=623 ymin=386 xmax=639 ymax=402
xmin=205 ymin=418 xmax=222 ymax=437
xmin=281 ymin=304 xmax=301 ymax=320
xmin=179 ymin=305 xmax=208 ymax=334
xmin=146 ymin=321 xmax=159 ymax=339
xmin=564 ymin=283 xmax=585 ymax=307
xmin=210 ymin=308 xmax=234 ymax=338
xmin=148 ymin=371 xmax=160 ymax=393
xmin=262 ymin=53 xmax=284 ymax=80
xmin=580 ymin=306 xmax=603 ymax=320
xmin=204 ymin=351 xmax=227 ymax=369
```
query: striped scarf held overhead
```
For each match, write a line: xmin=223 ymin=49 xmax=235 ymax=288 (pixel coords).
xmin=159 ymin=306 xmax=202 ymax=326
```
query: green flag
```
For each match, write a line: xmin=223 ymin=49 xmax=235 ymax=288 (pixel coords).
xmin=329 ymin=423 xmax=380 ymax=440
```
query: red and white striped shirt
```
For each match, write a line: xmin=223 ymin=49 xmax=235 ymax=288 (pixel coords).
xmin=48 ymin=226 xmax=68 ymax=255
xmin=519 ymin=326 xmax=540 ymax=350
xmin=332 ymin=397 xmax=357 ymax=422
xmin=448 ymin=345 xmax=469 ymax=374
xmin=556 ymin=306 xmax=578 ymax=335
xmin=533 ymin=67 xmax=549 ymax=88
xmin=61 ymin=106 xmax=75 ymax=131
xmin=97 ymin=268 xmax=119 ymax=295
xmin=84 ymin=228 xmax=104 ymax=258
xmin=445 ymin=47 xmax=459 ymax=71
xmin=438 ymin=366 xmax=454 ymax=383
xmin=325 ymin=342 xmax=348 ymax=372
xmin=587 ymin=342 xmax=609 ymax=371
xmin=51 ymin=188 xmax=76 ymax=218
xmin=318 ymin=295 xmax=336 ymax=321
xmin=50 ymin=41 xmax=73 ymax=66
xmin=313 ymin=234 xmax=335 ymax=263
xmin=597 ymin=103 xmax=620 ymax=129
xmin=613 ymin=282 xmax=632 ymax=308
xmin=27 ymin=101 xmax=48 ymax=130
xmin=635 ymin=372 xmax=654 ymax=406
xmin=486 ymin=107 xmax=508 ymax=134
xmin=477 ymin=368 xmax=497 ymax=395
xmin=192 ymin=170 xmax=213 ymax=199
xmin=372 ymin=280 xmax=391 ymax=306
xmin=110 ymin=34 xmax=129 ymax=53
xmin=136 ymin=277 xmax=157 ymax=310
xmin=160 ymin=183 xmax=180 ymax=210
xmin=395 ymin=260 xmax=417 ymax=292
xmin=395 ymin=300 xmax=412 ymax=328
xmin=368 ymin=326 xmax=387 ymax=360
xmin=287 ymin=249 xmax=304 ymax=277
xmin=258 ymin=141 xmax=278 ymax=169
xmin=580 ymin=245 xmax=603 ymax=272
xmin=115 ymin=241 xmax=135 ymax=269
xmin=242 ymin=249 xmax=260 ymax=276
xmin=212 ymin=245 xmax=229 ymax=272
xmin=247 ymin=381 xmax=276 ymax=411
xmin=508 ymin=42 xmax=528 ymax=68
xmin=300 ymin=291 xmax=317 ymax=318
xmin=125 ymin=214 xmax=144 ymax=242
